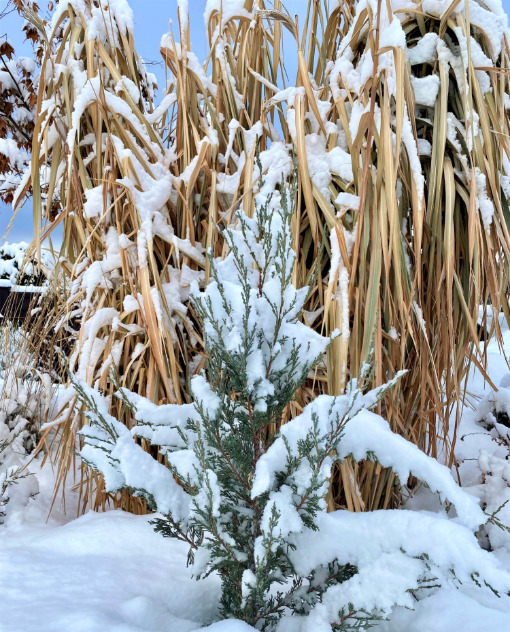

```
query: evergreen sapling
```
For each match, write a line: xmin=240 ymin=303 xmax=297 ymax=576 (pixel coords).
xmin=77 ymin=181 xmax=394 ymax=627
xmin=77 ymin=179 xmax=509 ymax=630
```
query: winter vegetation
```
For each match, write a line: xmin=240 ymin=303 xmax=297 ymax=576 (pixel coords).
xmin=1 ymin=0 xmax=510 ymax=630
xmin=0 ymin=240 xmax=49 ymax=285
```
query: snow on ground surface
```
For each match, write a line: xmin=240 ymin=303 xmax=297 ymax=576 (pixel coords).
xmin=0 ymin=463 xmax=222 ymax=632
xmin=0 ymin=510 xmax=221 ymax=632
xmin=2 ymin=323 xmax=510 ymax=631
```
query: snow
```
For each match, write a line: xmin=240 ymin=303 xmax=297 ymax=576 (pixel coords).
xmin=407 ymin=32 xmax=438 ymax=65
xmin=5 ymin=476 xmax=507 ymax=632
xmin=292 ymin=509 xmax=510 ymax=595
xmin=204 ymin=0 xmax=253 ymax=27
xmin=417 ymin=138 xmax=432 ymax=156
xmin=402 ymin=106 xmax=425 ymax=201
xmin=0 ymin=510 xmax=221 ymax=632
xmin=379 ymin=589 xmax=510 ymax=632
xmin=115 ymin=76 xmax=141 ymax=104
xmin=203 ymin=623 xmax=255 ymax=632
xmin=476 ymin=450 xmax=510 ymax=552
xmin=160 ymin=36 xmax=218 ymax=99
xmin=455 ymin=27 xmax=494 ymax=95
xmin=0 ymin=138 xmax=30 ymax=171
xmin=51 ymin=0 xmax=134 ymax=47
xmin=388 ymin=326 xmax=399 ymax=340
xmin=74 ymin=307 xmax=119 ymax=380
xmin=305 ymin=134 xmax=353 ymax=200
xmin=78 ymin=227 xmax=122 ymax=308
xmin=177 ymin=0 xmax=189 ymax=30
xmin=146 ymin=93 xmax=177 ymax=124
xmin=468 ymin=0 xmax=508 ymax=60
xmin=83 ymin=185 xmax=106 ymax=219
xmin=334 ymin=192 xmax=360 ymax=211
xmin=68 ymin=75 xmax=163 ymax=165
xmin=378 ymin=15 xmax=406 ymax=51
xmin=411 ymin=74 xmax=440 ymax=107
xmin=475 ymin=167 xmax=495 ymax=228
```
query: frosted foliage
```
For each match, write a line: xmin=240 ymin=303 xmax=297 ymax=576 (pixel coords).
xmin=51 ymin=0 xmax=134 ymax=47
xmin=78 ymin=379 xmax=191 ymax=523
xmin=0 ymin=335 xmax=48 ymax=527
xmin=471 ymin=383 xmax=510 ymax=554
xmin=79 ymin=183 xmax=332 ymax=527
xmin=280 ymin=510 xmax=510 ymax=631
xmin=253 ymin=399 xmax=485 ymax=530
xmin=0 ymin=242 xmax=49 ymax=287
xmin=192 ymin=211 xmax=328 ymax=414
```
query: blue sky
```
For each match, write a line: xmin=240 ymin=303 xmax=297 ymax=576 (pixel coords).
xmin=1 ymin=0 xmax=509 ymax=244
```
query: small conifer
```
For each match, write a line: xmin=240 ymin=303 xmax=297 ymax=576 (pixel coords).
xmin=77 ymin=179 xmax=401 ymax=629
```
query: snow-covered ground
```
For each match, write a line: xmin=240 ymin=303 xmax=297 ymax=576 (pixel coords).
xmin=1 ymin=513 xmax=221 ymax=631
xmin=2 ymin=326 xmax=510 ymax=631
xmin=2 ymin=500 xmax=509 ymax=632
xmin=0 ymin=459 xmax=223 ymax=632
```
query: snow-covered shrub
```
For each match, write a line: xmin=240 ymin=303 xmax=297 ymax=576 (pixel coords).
xmin=0 ymin=405 xmax=38 ymax=526
xmin=468 ymin=381 xmax=510 ymax=554
xmin=77 ymin=187 xmax=510 ymax=630
xmin=475 ymin=380 xmax=510 ymax=449
xmin=0 ymin=241 xmax=48 ymax=287
xmin=0 ymin=322 xmax=53 ymax=525
xmin=0 ymin=368 xmax=41 ymax=525
xmin=475 ymin=450 xmax=510 ymax=553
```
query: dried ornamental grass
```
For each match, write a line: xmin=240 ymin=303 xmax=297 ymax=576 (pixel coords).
xmin=22 ymin=0 xmax=510 ymax=513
